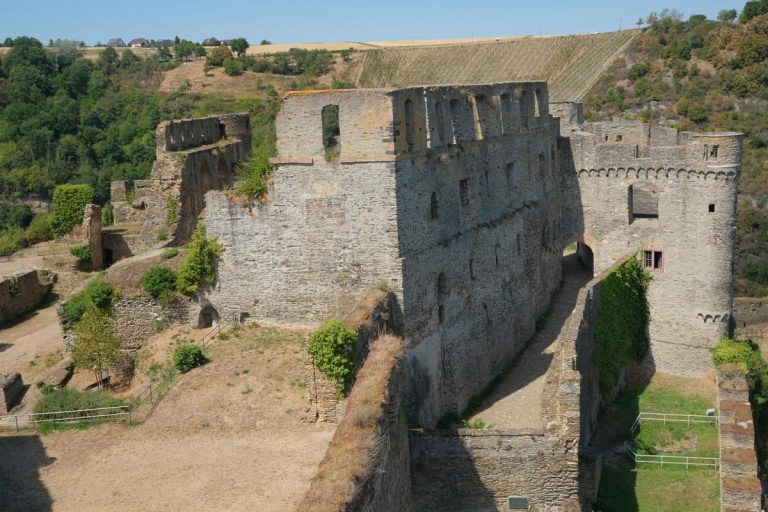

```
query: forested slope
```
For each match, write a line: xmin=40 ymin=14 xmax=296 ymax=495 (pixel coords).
xmin=582 ymin=5 xmax=768 ymax=296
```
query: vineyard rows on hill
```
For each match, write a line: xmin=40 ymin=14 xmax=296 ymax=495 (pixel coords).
xmin=356 ymin=31 xmax=639 ymax=102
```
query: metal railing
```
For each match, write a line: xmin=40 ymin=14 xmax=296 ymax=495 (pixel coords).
xmin=199 ymin=321 xmax=226 ymax=348
xmin=630 ymin=412 xmax=719 ymax=436
xmin=0 ymin=405 xmax=132 ymax=432
xmin=630 ymin=450 xmax=720 ymax=469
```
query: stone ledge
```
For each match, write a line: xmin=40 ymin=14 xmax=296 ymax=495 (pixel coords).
xmin=722 ymin=448 xmax=758 ymax=464
xmin=722 ymin=476 xmax=762 ymax=494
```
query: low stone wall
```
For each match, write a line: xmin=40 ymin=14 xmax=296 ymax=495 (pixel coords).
xmin=0 ymin=373 xmax=24 ymax=413
xmin=734 ymin=298 xmax=768 ymax=344
xmin=410 ymin=428 xmax=580 ymax=511
xmin=0 ymin=270 xmax=52 ymax=325
xmin=61 ymin=294 xmax=189 ymax=353
xmin=717 ymin=364 xmax=762 ymax=512
xmin=299 ymin=335 xmax=411 ymax=512
xmin=304 ymin=289 xmax=397 ymax=422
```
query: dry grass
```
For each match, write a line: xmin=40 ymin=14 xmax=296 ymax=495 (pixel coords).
xmin=299 ymin=334 xmax=405 ymax=510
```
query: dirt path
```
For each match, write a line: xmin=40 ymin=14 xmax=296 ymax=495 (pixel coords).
xmin=0 ymin=325 xmax=335 ymax=512
xmin=0 ymin=305 xmax=63 ymax=379
xmin=469 ymin=253 xmax=591 ymax=429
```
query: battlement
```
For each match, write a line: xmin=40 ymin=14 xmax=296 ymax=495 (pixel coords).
xmin=563 ymin=116 xmax=743 ymax=172
xmin=0 ymin=269 xmax=52 ymax=325
xmin=273 ymin=82 xmax=554 ymax=164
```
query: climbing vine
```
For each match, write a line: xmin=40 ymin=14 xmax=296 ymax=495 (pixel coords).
xmin=51 ymin=184 xmax=94 ymax=236
xmin=594 ymin=256 xmax=651 ymax=393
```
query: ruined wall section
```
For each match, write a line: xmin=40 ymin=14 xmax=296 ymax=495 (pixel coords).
xmin=560 ymin=124 xmax=742 ymax=376
xmin=201 ymin=91 xmax=402 ymax=327
xmin=108 ymin=114 xmax=251 ymax=258
xmin=717 ymin=365 xmax=762 ymax=511
xmin=392 ymin=83 xmax=562 ymax=427
xmin=0 ymin=270 xmax=52 ymax=325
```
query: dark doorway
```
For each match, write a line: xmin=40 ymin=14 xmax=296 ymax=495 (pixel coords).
xmin=198 ymin=306 xmax=220 ymax=328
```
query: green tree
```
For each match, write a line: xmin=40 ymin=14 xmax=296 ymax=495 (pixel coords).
xmin=718 ymin=9 xmax=738 ymax=22
xmin=174 ymin=40 xmax=195 ymax=61
xmin=741 ymin=0 xmax=768 ymax=22
xmin=307 ymin=319 xmax=358 ymax=394
xmin=71 ymin=307 xmax=122 ymax=387
xmin=230 ymin=37 xmax=249 ymax=57
xmin=194 ymin=44 xmax=207 ymax=58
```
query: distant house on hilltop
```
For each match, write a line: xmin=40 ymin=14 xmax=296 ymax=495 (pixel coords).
xmin=202 ymin=37 xmax=220 ymax=46
xmin=156 ymin=39 xmax=173 ymax=47
xmin=107 ymin=38 xmax=126 ymax=47
xmin=129 ymin=38 xmax=149 ymax=48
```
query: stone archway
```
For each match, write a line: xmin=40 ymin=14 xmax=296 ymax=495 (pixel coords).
xmin=198 ymin=306 xmax=220 ymax=328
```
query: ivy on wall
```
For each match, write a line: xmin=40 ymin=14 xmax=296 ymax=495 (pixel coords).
xmin=594 ymin=256 xmax=651 ymax=392
xmin=51 ymin=184 xmax=94 ymax=236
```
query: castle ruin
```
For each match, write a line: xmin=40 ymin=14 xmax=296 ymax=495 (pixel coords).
xmin=200 ymin=83 xmax=740 ymax=429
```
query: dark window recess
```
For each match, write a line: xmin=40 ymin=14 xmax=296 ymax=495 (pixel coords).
xmin=710 ymin=145 xmax=719 ymax=158
xmin=437 ymin=272 xmax=448 ymax=297
xmin=709 ymin=203 xmax=715 ymax=213
xmin=438 ymin=304 xmax=445 ymax=323
xmin=516 ymin=234 xmax=522 ymax=256
xmin=615 ymin=134 xmax=623 ymax=142
xmin=495 ymin=244 xmax=501 ymax=267
xmin=459 ymin=178 xmax=470 ymax=206
xmin=469 ymin=259 xmax=476 ymax=280
xmin=321 ymin=105 xmax=340 ymax=160
xmin=434 ymin=101 xmax=447 ymax=144
xmin=404 ymin=99 xmax=415 ymax=151
xmin=630 ymin=184 xmax=658 ymax=219
xmin=430 ymin=192 xmax=439 ymax=219
xmin=654 ymin=251 xmax=663 ymax=269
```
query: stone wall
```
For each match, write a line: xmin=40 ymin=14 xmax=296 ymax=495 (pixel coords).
xmin=734 ymin=298 xmax=768 ymax=343
xmin=299 ymin=335 xmax=411 ymax=512
xmin=304 ymin=289 xmax=398 ymax=423
xmin=558 ymin=112 xmax=742 ymax=376
xmin=0 ymin=270 xmax=52 ymax=325
xmin=409 ymin=256 xmax=637 ymax=511
xmin=107 ymin=114 xmax=251 ymax=260
xmin=203 ymin=83 xmax=562 ymax=428
xmin=61 ymin=294 xmax=189 ymax=354
xmin=0 ymin=373 xmax=24 ymax=413
xmin=82 ymin=204 xmax=103 ymax=270
xmin=717 ymin=364 xmax=762 ymax=511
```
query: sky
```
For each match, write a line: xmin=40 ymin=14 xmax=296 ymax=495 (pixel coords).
xmin=0 ymin=0 xmax=744 ymax=45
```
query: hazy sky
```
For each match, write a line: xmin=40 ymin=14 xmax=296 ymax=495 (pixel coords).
xmin=0 ymin=0 xmax=742 ymax=45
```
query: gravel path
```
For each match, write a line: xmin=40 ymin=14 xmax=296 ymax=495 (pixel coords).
xmin=469 ymin=254 xmax=591 ymax=429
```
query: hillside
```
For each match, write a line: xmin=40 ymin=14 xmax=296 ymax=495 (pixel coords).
xmin=356 ymin=30 xmax=639 ymax=102
xmin=582 ymin=9 xmax=768 ymax=296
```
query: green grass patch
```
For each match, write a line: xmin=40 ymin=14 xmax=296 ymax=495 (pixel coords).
xmin=597 ymin=464 xmax=719 ymax=512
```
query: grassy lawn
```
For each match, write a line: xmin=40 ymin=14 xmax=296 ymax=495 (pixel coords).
xmin=595 ymin=374 xmax=720 ymax=512
xmin=598 ymin=464 xmax=720 ymax=512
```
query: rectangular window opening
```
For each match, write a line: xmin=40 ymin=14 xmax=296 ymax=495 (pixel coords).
xmin=459 ymin=178 xmax=470 ymax=207
xmin=469 ymin=258 xmax=476 ymax=281
xmin=321 ymin=105 xmax=340 ymax=161
xmin=709 ymin=203 xmax=715 ymax=213
xmin=644 ymin=251 xmax=652 ymax=269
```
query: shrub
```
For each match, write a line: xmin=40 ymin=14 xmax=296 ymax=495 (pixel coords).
xmin=101 ymin=202 xmax=114 ymax=226
xmin=173 ymin=343 xmax=205 ymax=373
xmin=61 ymin=280 xmax=116 ymax=324
xmin=307 ymin=319 xmax=358 ymax=394
xmin=142 ymin=267 xmax=177 ymax=298
xmin=161 ymin=247 xmax=179 ymax=259
xmin=33 ymin=388 xmax=124 ymax=419
xmin=69 ymin=244 xmax=91 ymax=263
xmin=712 ymin=337 xmax=757 ymax=367
xmin=237 ymin=157 xmax=273 ymax=198
xmin=223 ymin=58 xmax=244 ymax=76
xmin=206 ymin=45 xmax=233 ymax=67
xmin=51 ymin=184 xmax=94 ymax=236
xmin=177 ymin=223 xmax=224 ymax=295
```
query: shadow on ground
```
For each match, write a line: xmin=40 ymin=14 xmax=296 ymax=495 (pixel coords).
xmin=0 ymin=434 xmax=55 ymax=511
